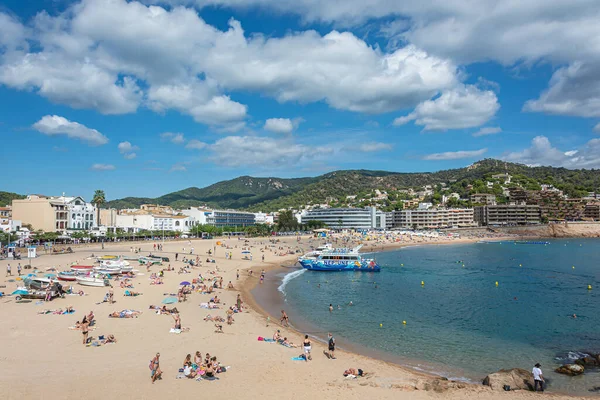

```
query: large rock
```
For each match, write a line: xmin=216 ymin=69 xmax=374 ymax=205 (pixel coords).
xmin=575 ymin=356 xmax=598 ymax=367
xmin=556 ymin=364 xmax=584 ymax=376
xmin=482 ymin=368 xmax=534 ymax=391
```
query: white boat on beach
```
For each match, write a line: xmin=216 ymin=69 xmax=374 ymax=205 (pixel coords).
xmin=76 ymin=276 xmax=110 ymax=287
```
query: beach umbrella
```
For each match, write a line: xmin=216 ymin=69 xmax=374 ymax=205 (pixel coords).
xmin=12 ymin=289 xmax=28 ymax=295
xmin=179 ymin=281 xmax=191 ymax=286
xmin=162 ymin=297 xmax=178 ymax=304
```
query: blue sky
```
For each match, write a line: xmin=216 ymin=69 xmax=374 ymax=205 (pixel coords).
xmin=1 ymin=0 xmax=600 ymax=200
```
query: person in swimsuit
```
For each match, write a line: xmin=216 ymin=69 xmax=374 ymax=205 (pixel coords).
xmin=194 ymin=351 xmax=203 ymax=365
xmin=173 ymin=313 xmax=182 ymax=330
xmin=303 ymin=335 xmax=312 ymax=361
xmin=343 ymin=368 xmax=365 ymax=377
xmin=280 ymin=310 xmax=289 ymax=327
xmin=151 ymin=353 xmax=162 ymax=383
xmin=81 ymin=316 xmax=89 ymax=345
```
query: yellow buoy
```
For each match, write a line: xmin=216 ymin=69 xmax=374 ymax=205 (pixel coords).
xmin=401 ymin=263 xmax=404 ymax=266
xmin=572 ymin=266 xmax=575 ymax=269
xmin=421 ymin=281 xmax=425 ymax=286
xmin=495 ymin=281 xmax=499 ymax=287
xmin=402 ymin=320 xmax=407 ymax=325
xmin=380 ymin=323 xmax=383 ymax=328
xmin=519 ymin=264 xmax=522 ymax=267
xmin=588 ymin=285 xmax=592 ymax=290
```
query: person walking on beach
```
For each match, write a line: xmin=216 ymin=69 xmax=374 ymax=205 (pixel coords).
xmin=303 ymin=335 xmax=312 ymax=361
xmin=175 ymin=252 xmax=178 ymax=261
xmin=17 ymin=263 xmax=21 ymax=276
xmin=150 ymin=353 xmax=162 ymax=383
xmin=236 ymin=269 xmax=239 ymax=280
xmin=6 ymin=264 xmax=11 ymax=276
xmin=280 ymin=310 xmax=289 ymax=327
xmin=327 ymin=333 xmax=336 ymax=359
xmin=533 ymin=363 xmax=544 ymax=392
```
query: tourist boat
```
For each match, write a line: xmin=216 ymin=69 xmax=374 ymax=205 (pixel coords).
xmin=76 ymin=276 xmax=110 ymax=287
xmin=299 ymin=245 xmax=380 ymax=272
xmin=57 ymin=271 xmax=78 ymax=282
xmin=298 ymin=243 xmax=333 ymax=261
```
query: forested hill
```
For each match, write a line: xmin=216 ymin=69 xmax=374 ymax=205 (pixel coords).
xmin=104 ymin=159 xmax=599 ymax=212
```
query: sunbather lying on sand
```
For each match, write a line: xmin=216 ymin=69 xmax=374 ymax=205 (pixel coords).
xmin=103 ymin=334 xmax=117 ymax=344
xmin=343 ymin=368 xmax=368 ymax=377
xmin=204 ymin=315 xmax=225 ymax=322
xmin=109 ymin=310 xmax=141 ymax=318
xmin=124 ymin=290 xmax=142 ymax=296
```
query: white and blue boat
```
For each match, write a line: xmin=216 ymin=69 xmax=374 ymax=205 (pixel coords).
xmin=298 ymin=245 xmax=380 ymax=272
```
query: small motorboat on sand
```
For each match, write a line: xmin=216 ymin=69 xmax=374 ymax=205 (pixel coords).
xmin=57 ymin=271 xmax=78 ymax=282
xmin=76 ymin=276 xmax=110 ymax=287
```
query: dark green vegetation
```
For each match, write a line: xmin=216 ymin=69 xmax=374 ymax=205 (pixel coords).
xmin=0 ymin=191 xmax=25 ymax=206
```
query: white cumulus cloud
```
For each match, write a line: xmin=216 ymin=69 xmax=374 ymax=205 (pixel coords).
xmin=503 ymin=136 xmax=600 ymax=168
xmin=32 ymin=115 xmax=108 ymax=145
xmin=423 ymin=148 xmax=488 ymax=160
xmin=209 ymin=135 xmax=333 ymax=167
xmin=393 ymin=85 xmax=499 ymax=131
xmin=264 ymin=118 xmax=294 ymax=134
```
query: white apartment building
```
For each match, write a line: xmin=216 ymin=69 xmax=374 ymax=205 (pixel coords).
xmin=393 ymin=208 xmax=476 ymax=229
xmin=301 ymin=207 xmax=388 ymax=230
xmin=181 ymin=207 xmax=255 ymax=228
xmin=254 ymin=212 xmax=275 ymax=225
xmin=115 ymin=212 xmax=195 ymax=233
xmin=12 ymin=194 xmax=97 ymax=232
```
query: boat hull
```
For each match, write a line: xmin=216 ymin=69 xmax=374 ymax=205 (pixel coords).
xmin=299 ymin=260 xmax=380 ymax=272
xmin=57 ymin=273 xmax=77 ymax=281
xmin=76 ymin=277 xmax=110 ymax=287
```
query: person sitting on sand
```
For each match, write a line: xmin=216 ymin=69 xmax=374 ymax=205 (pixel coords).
xmin=124 ymin=290 xmax=142 ymax=296
xmin=343 ymin=368 xmax=366 ymax=377
xmin=194 ymin=351 xmax=203 ymax=365
xmin=281 ymin=337 xmax=297 ymax=348
xmin=183 ymin=354 xmax=192 ymax=368
xmin=183 ymin=364 xmax=197 ymax=379
xmin=227 ymin=281 xmax=234 ymax=289
xmin=103 ymin=334 xmax=117 ymax=344
xmin=273 ymin=329 xmax=282 ymax=342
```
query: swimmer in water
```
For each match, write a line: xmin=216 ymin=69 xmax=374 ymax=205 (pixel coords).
xmin=348 ymin=301 xmax=353 ymax=306
xmin=329 ymin=304 xmax=333 ymax=312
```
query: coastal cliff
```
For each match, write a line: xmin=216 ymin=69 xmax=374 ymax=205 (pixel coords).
xmin=501 ymin=223 xmax=600 ymax=238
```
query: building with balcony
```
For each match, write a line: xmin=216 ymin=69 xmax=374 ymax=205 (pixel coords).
xmin=392 ymin=208 xmax=476 ymax=229
xmin=474 ymin=204 xmax=541 ymax=226
xmin=470 ymin=193 xmax=497 ymax=205
xmin=12 ymin=194 xmax=97 ymax=232
xmin=300 ymin=207 xmax=387 ymax=230
xmin=182 ymin=207 xmax=255 ymax=228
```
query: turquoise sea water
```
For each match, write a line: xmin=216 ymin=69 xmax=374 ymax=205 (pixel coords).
xmin=280 ymin=239 xmax=600 ymax=394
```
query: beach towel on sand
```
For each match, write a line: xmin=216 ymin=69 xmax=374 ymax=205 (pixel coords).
xmin=291 ymin=357 xmax=305 ymax=361
xmin=170 ymin=328 xmax=182 ymax=334
xmin=257 ymin=336 xmax=275 ymax=342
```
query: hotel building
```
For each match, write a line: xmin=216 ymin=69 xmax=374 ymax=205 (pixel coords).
xmin=300 ymin=207 xmax=388 ymax=230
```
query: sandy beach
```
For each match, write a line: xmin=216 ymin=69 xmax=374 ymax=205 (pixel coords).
xmin=0 ymin=234 xmax=582 ymax=400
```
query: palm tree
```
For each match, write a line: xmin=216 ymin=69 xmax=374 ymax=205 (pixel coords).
xmin=92 ymin=190 xmax=106 ymax=227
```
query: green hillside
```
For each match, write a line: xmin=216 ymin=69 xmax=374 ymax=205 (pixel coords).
xmin=104 ymin=159 xmax=600 ymax=212
xmin=105 ymin=176 xmax=317 ymax=210
xmin=0 ymin=191 xmax=25 ymax=207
